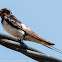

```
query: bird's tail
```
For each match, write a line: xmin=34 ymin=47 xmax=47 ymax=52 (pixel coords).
xmin=33 ymin=39 xmax=62 ymax=54
xmin=44 ymin=45 xmax=62 ymax=54
xmin=24 ymin=35 xmax=62 ymax=54
xmin=24 ymin=35 xmax=55 ymax=45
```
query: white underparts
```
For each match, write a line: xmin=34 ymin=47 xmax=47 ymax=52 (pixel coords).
xmin=2 ymin=20 xmax=25 ymax=39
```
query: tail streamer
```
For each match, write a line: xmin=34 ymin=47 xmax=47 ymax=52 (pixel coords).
xmin=45 ymin=45 xmax=62 ymax=54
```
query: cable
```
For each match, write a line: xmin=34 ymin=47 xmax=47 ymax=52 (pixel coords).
xmin=0 ymin=33 xmax=62 ymax=62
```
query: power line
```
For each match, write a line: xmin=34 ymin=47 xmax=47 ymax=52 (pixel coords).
xmin=0 ymin=33 xmax=62 ymax=62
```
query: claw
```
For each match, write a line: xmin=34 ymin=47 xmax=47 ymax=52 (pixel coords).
xmin=18 ymin=39 xmax=23 ymax=44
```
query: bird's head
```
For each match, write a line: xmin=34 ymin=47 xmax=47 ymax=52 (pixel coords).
xmin=0 ymin=8 xmax=12 ymax=18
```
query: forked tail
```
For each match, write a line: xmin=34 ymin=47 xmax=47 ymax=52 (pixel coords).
xmin=43 ymin=44 xmax=62 ymax=54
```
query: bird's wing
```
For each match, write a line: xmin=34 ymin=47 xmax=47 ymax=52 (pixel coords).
xmin=4 ymin=15 xmax=55 ymax=46
xmin=2 ymin=15 xmax=62 ymax=54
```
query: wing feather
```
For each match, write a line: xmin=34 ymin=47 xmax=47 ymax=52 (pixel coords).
xmin=4 ymin=15 xmax=55 ymax=45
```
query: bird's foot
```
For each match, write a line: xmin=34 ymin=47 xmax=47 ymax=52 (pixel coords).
xmin=18 ymin=39 xmax=23 ymax=44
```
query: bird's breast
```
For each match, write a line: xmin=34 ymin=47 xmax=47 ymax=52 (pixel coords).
xmin=2 ymin=20 xmax=25 ymax=38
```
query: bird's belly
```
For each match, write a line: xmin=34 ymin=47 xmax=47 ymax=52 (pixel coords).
xmin=2 ymin=20 xmax=24 ymax=38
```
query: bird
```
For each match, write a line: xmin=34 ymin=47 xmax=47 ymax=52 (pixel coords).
xmin=1 ymin=8 xmax=62 ymax=54
xmin=0 ymin=8 xmax=55 ymax=45
xmin=0 ymin=8 xmax=62 ymax=54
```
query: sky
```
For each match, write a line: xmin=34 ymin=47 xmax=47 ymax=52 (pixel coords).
xmin=0 ymin=0 xmax=62 ymax=62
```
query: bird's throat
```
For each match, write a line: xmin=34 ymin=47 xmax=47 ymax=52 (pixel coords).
xmin=0 ymin=14 xmax=4 ymax=18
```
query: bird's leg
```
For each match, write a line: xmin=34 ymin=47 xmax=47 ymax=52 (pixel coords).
xmin=18 ymin=38 xmax=23 ymax=44
xmin=17 ymin=34 xmax=23 ymax=44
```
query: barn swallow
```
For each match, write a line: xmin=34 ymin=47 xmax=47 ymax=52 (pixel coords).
xmin=0 ymin=8 xmax=55 ymax=47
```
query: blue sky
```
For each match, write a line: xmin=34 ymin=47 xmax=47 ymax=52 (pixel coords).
xmin=0 ymin=0 xmax=62 ymax=62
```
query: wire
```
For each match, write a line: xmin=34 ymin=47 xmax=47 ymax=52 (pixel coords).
xmin=0 ymin=33 xmax=62 ymax=62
